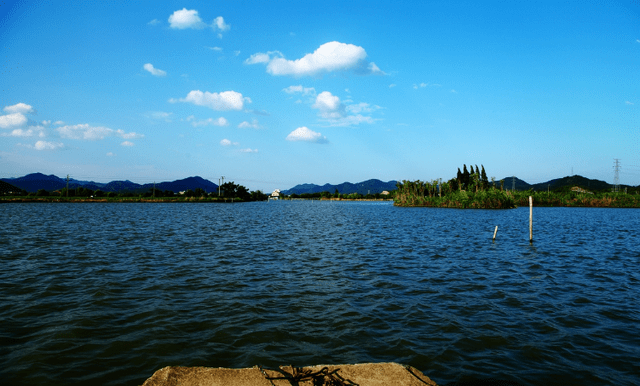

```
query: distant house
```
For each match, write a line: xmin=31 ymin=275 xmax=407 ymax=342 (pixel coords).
xmin=571 ymin=186 xmax=593 ymax=194
xmin=270 ymin=189 xmax=281 ymax=200
xmin=381 ymin=191 xmax=390 ymax=196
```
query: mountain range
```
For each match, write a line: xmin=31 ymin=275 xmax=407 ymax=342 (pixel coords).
xmin=1 ymin=173 xmax=632 ymax=195
xmin=0 ymin=173 xmax=218 ymax=194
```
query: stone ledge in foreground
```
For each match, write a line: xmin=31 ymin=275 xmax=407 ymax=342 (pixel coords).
xmin=141 ymin=362 xmax=438 ymax=386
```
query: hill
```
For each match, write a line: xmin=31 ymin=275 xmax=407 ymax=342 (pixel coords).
xmin=283 ymin=179 xmax=398 ymax=195
xmin=1 ymin=173 xmax=218 ymax=193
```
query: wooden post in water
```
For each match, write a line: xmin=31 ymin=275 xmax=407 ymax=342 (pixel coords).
xmin=493 ymin=226 xmax=498 ymax=241
xmin=529 ymin=196 xmax=533 ymax=243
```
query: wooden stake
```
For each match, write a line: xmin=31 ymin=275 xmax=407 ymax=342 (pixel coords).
xmin=529 ymin=196 xmax=533 ymax=243
xmin=493 ymin=226 xmax=498 ymax=241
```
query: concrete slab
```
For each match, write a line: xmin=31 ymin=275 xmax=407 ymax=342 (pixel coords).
xmin=141 ymin=362 xmax=438 ymax=386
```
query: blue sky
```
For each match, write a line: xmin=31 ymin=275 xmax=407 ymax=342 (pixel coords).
xmin=1 ymin=1 xmax=638 ymax=192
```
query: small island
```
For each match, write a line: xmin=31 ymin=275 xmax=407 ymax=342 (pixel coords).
xmin=394 ymin=164 xmax=640 ymax=208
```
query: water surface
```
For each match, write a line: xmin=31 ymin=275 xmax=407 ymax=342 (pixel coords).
xmin=1 ymin=202 xmax=639 ymax=385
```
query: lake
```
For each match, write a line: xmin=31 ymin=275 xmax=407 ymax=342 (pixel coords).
xmin=1 ymin=201 xmax=639 ymax=385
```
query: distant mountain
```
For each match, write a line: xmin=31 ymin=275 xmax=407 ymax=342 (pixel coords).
xmin=530 ymin=175 xmax=613 ymax=192
xmin=499 ymin=176 xmax=532 ymax=191
xmin=1 ymin=173 xmax=67 ymax=192
xmin=1 ymin=173 xmax=218 ymax=193
xmin=141 ymin=176 xmax=219 ymax=194
xmin=283 ymin=179 xmax=398 ymax=195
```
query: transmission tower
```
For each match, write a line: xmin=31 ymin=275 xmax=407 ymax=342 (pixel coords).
xmin=613 ymin=159 xmax=621 ymax=192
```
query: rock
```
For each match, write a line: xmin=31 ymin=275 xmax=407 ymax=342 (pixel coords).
xmin=141 ymin=362 xmax=438 ymax=386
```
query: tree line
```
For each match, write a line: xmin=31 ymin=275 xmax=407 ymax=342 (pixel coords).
xmin=3 ymin=181 xmax=269 ymax=202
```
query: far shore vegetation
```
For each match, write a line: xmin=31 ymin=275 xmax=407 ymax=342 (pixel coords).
xmin=395 ymin=164 xmax=640 ymax=209
xmin=0 ymin=181 xmax=269 ymax=203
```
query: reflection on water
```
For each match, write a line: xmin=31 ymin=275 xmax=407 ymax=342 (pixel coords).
xmin=1 ymin=202 xmax=639 ymax=385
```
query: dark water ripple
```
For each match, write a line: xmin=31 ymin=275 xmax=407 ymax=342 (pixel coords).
xmin=1 ymin=202 xmax=639 ymax=385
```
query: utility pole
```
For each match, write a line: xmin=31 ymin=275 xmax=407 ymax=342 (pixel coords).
xmin=219 ymin=176 xmax=225 ymax=196
xmin=613 ymin=159 xmax=621 ymax=193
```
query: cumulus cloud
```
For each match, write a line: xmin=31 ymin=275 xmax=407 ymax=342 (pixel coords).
xmin=34 ymin=141 xmax=63 ymax=150
xmin=245 ymin=51 xmax=281 ymax=64
xmin=238 ymin=119 xmax=260 ymax=129
xmin=4 ymin=103 xmax=35 ymax=114
xmin=168 ymin=8 xmax=205 ymax=29
xmin=313 ymin=91 xmax=346 ymax=119
xmin=0 ymin=112 xmax=28 ymax=128
xmin=309 ymin=91 xmax=380 ymax=127
xmin=121 ymin=141 xmax=134 ymax=147
xmin=286 ymin=126 xmax=328 ymax=143
xmin=189 ymin=117 xmax=229 ymax=127
xmin=247 ymin=41 xmax=382 ymax=77
xmin=173 ymin=90 xmax=250 ymax=111
xmin=56 ymin=124 xmax=143 ymax=141
xmin=2 ymin=126 xmax=46 ymax=138
xmin=143 ymin=63 xmax=167 ymax=77
xmin=213 ymin=16 xmax=230 ymax=31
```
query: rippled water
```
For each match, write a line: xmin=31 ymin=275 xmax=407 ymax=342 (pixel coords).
xmin=1 ymin=201 xmax=639 ymax=385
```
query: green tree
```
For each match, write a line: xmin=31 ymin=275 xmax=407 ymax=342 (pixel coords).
xmin=462 ymin=164 xmax=470 ymax=190
xmin=481 ymin=165 xmax=489 ymax=191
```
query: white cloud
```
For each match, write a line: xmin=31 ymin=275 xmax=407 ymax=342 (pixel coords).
xmin=106 ymin=152 xmax=115 ymax=156
xmin=57 ymin=124 xmax=143 ymax=140
xmin=168 ymin=8 xmax=205 ymax=29
xmin=282 ymin=85 xmax=316 ymax=95
xmin=148 ymin=19 xmax=161 ymax=26
xmin=286 ymin=126 xmax=328 ymax=143
xmin=625 ymin=101 xmax=634 ymax=105
xmin=143 ymin=63 xmax=167 ymax=77
xmin=0 ymin=112 xmax=28 ymax=128
xmin=238 ymin=119 xmax=260 ymax=129
xmin=239 ymin=148 xmax=258 ymax=153
xmin=2 ymin=125 xmax=46 ymax=137
xmin=42 ymin=120 xmax=51 ymax=126
xmin=121 ymin=141 xmax=134 ymax=147
xmin=213 ymin=16 xmax=230 ymax=31
xmin=54 ymin=121 xmax=64 ymax=125
xmin=313 ymin=91 xmax=346 ymax=119
xmin=208 ymin=46 xmax=223 ymax=51
xmin=309 ymin=92 xmax=380 ymax=127
xmin=328 ymin=114 xmax=376 ymax=127
xmin=190 ymin=117 xmax=229 ymax=127
xmin=4 ymin=102 xmax=35 ymax=114
xmin=256 ymin=41 xmax=378 ymax=77
xmin=389 ymin=84 xmax=397 ymax=88
xmin=146 ymin=111 xmax=172 ymax=121
xmin=174 ymin=90 xmax=250 ymax=111
xmin=34 ymin=141 xmax=63 ymax=150
xmin=220 ymin=138 xmax=240 ymax=146
xmin=245 ymin=51 xmax=281 ymax=64
xmin=346 ymin=102 xmax=380 ymax=114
